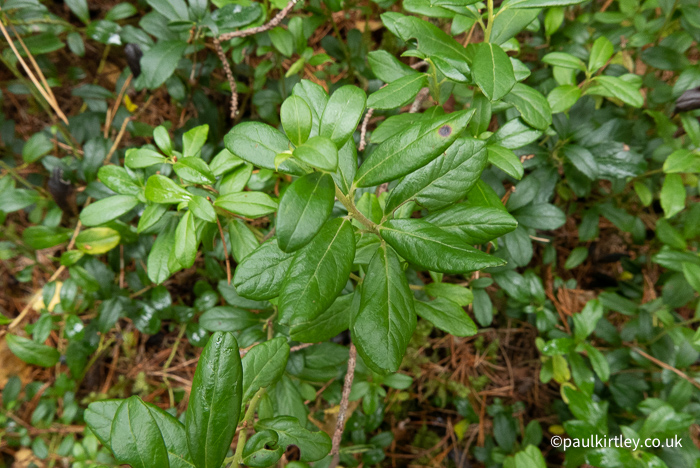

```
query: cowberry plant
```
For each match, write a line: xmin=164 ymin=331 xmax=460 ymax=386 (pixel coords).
xmin=1 ymin=0 xmax=700 ymax=466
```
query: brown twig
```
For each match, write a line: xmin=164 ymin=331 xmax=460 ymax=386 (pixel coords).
xmin=104 ymin=74 xmax=133 ymax=136
xmin=213 ymin=37 xmax=238 ymax=119
xmin=410 ymin=87 xmax=430 ymax=113
xmin=626 ymin=344 xmax=700 ymax=391
xmin=358 ymin=108 xmax=374 ymax=151
xmin=214 ymin=0 xmax=301 ymax=118
xmin=219 ymin=0 xmax=301 ymax=41
xmin=329 ymin=343 xmax=357 ymax=468
xmin=0 ymin=12 xmax=68 ymax=124
xmin=103 ymin=117 xmax=131 ymax=165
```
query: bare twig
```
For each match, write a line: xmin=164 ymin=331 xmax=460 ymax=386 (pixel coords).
xmin=214 ymin=0 xmax=301 ymax=118
xmin=626 ymin=344 xmax=700 ymax=391
xmin=105 ymin=74 xmax=133 ymax=136
xmin=410 ymin=87 xmax=430 ymax=113
xmin=219 ymin=0 xmax=300 ymax=41
xmin=358 ymin=108 xmax=374 ymax=151
xmin=103 ymin=117 xmax=131 ymax=165
xmin=213 ymin=37 xmax=238 ymax=119
xmin=0 ymin=13 xmax=68 ymax=124
xmin=329 ymin=344 xmax=357 ymax=468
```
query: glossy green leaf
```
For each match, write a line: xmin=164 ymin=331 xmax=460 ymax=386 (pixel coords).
xmin=255 ymin=416 xmax=332 ymax=462
xmin=125 ymin=148 xmax=166 ymax=169
xmin=278 ymin=218 xmax=356 ymax=326
xmin=22 ymin=132 xmax=53 ymax=163
xmin=425 ymin=204 xmax=518 ymax=244
xmin=140 ymin=40 xmax=187 ymax=89
xmin=186 ymin=332 xmax=243 ymax=468
xmin=242 ymin=430 xmax=284 ymax=468
xmin=588 ymin=36 xmax=613 ymax=72
xmin=281 ymin=95 xmax=312 ymax=146
xmin=85 ymin=400 xmax=122 ymax=446
xmin=292 ymin=136 xmax=338 ymax=171
xmin=76 ymin=227 xmax=120 ymax=254
xmin=188 ymin=196 xmax=216 ymax=223
xmin=366 ymin=74 xmax=426 ymax=110
xmin=110 ymin=396 xmax=169 ymax=468
xmin=98 ymin=165 xmax=141 ymax=195
xmin=215 ymin=192 xmax=278 ymax=218
xmin=682 ymin=262 xmax=700 ymax=293
xmin=353 ymin=244 xmax=416 ymax=373
xmin=182 ymin=125 xmax=209 ymax=158
xmin=415 ymin=298 xmax=477 ymax=336
xmin=541 ymin=52 xmax=586 ymax=71
xmin=355 ymin=110 xmax=473 ymax=187
xmin=547 ymin=85 xmax=581 ymax=113
xmin=380 ymin=219 xmax=505 ymax=273
xmin=562 ymin=145 xmax=598 ymax=180
xmin=233 ymin=239 xmax=294 ymax=300
xmin=199 ymin=307 xmax=260 ymax=332
xmin=145 ymin=403 xmax=195 ymax=468
xmin=472 ymin=43 xmax=515 ymax=101
xmin=241 ymin=337 xmax=290 ymax=402
xmin=591 ymin=75 xmax=644 ymax=108
xmin=146 ymin=228 xmax=173 ymax=283
xmin=424 ymin=282 xmax=473 ymax=306
xmin=487 ymin=145 xmax=524 ymax=179
xmin=173 ymin=158 xmax=216 ymax=185
xmin=490 ymin=119 xmax=542 ymax=149
xmin=290 ymin=293 xmax=354 ymax=342
xmin=80 ymin=195 xmax=139 ymax=226
xmin=368 ymin=50 xmax=417 ymax=82
xmin=174 ymin=211 xmax=197 ymax=269
xmin=385 ymin=138 xmax=488 ymax=213
xmin=228 ymin=218 xmax=259 ymax=262
xmin=502 ymin=83 xmax=552 ymax=130
xmin=23 ymin=226 xmax=73 ymax=249
xmin=153 ymin=126 xmax=173 ymax=155
xmin=319 ymin=85 xmax=366 ymax=147
xmin=277 ymin=173 xmax=335 ymax=252
xmin=225 ymin=123 xmax=304 ymax=175
xmin=663 ymin=149 xmax=700 ymax=173
xmin=513 ymin=204 xmax=566 ymax=229
xmin=145 ymin=174 xmax=192 ymax=204
xmin=6 ymin=334 xmax=60 ymax=367
xmin=660 ymin=173 xmax=685 ymax=218
xmin=503 ymin=0 xmax=587 ymax=8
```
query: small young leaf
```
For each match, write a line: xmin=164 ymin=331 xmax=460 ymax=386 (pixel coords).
xmin=182 ymin=124 xmax=209 ymax=158
xmin=241 ymin=337 xmax=290 ymax=402
xmin=292 ymin=136 xmax=338 ymax=171
xmin=145 ymin=174 xmax=192 ymax=204
xmin=173 ymin=158 xmax=216 ymax=185
xmin=281 ymin=95 xmax=313 ymax=146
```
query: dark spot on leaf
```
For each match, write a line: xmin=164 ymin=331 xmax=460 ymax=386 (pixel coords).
xmin=438 ymin=125 xmax=451 ymax=137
